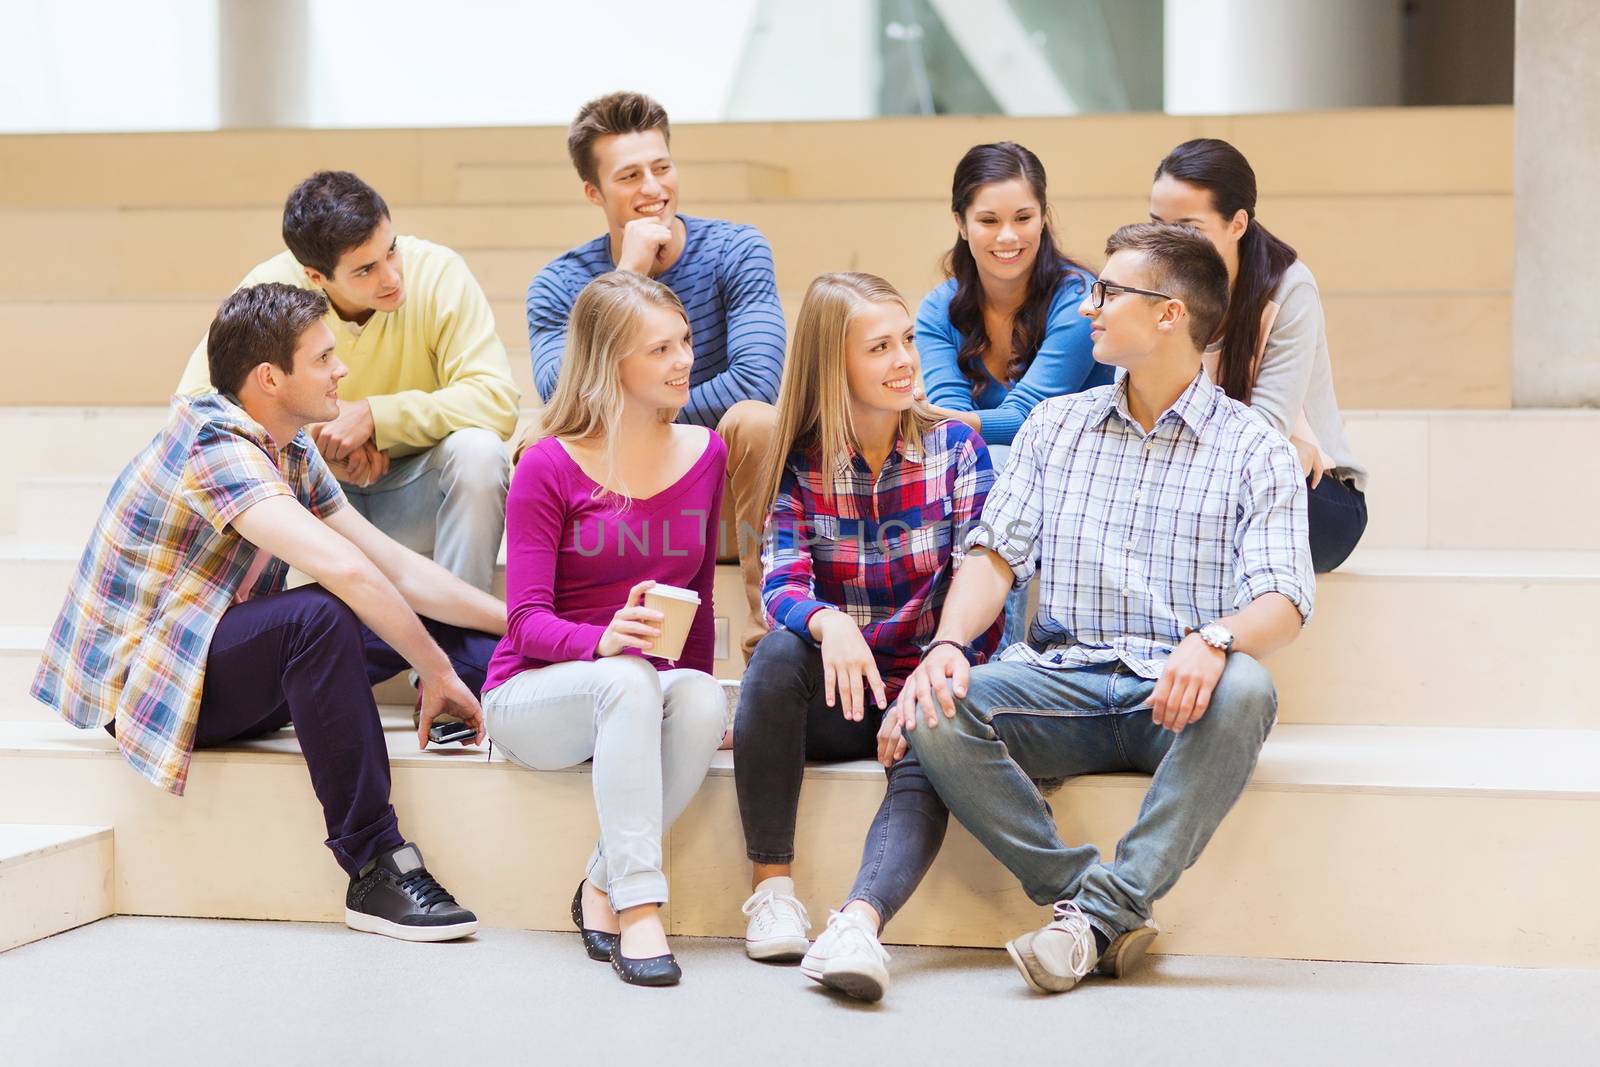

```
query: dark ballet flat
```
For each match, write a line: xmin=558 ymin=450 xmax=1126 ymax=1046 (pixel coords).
xmin=610 ymin=949 xmax=682 ymax=987
xmin=571 ymin=881 xmax=618 ymax=963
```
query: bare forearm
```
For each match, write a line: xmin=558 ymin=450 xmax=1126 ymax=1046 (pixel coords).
xmin=392 ymin=555 xmax=507 ymax=635
xmin=325 ymin=565 xmax=455 ymax=678
xmin=932 ymin=549 xmax=1013 ymax=645
xmin=1220 ymin=592 xmax=1303 ymax=660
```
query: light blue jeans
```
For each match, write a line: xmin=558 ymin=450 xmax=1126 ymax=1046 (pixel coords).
xmin=906 ymin=655 xmax=1277 ymax=941
xmin=483 ymin=656 xmax=726 ymax=910
xmin=341 ymin=427 xmax=508 ymax=592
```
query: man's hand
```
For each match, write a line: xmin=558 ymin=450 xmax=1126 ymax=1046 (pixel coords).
xmin=326 ymin=441 xmax=389 ymax=488
xmin=896 ymin=643 xmax=970 ymax=732
xmin=416 ymin=670 xmax=485 ymax=749
xmin=1149 ymin=632 xmax=1227 ymax=734
xmin=615 ymin=216 xmax=675 ymax=275
xmin=313 ymin=399 xmax=377 ymax=463
xmin=815 ymin=610 xmax=887 ymax=722
xmin=876 ymin=709 xmax=908 ymax=767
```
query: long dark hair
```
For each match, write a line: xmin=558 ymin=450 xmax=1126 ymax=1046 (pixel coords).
xmin=1153 ymin=138 xmax=1298 ymax=403
xmin=943 ymin=142 xmax=1088 ymax=398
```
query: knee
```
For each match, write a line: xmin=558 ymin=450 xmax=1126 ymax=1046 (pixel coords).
xmin=716 ymin=400 xmax=777 ymax=457
xmin=592 ymin=655 xmax=665 ymax=717
xmin=739 ymin=630 xmax=812 ymax=698
xmin=1206 ymin=653 xmax=1278 ymax=739
xmin=670 ymin=673 xmax=730 ymax=746
xmin=291 ymin=587 xmax=362 ymax=641
xmin=437 ymin=428 xmax=510 ymax=492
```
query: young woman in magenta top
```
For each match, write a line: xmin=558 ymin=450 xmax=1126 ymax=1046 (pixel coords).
xmin=482 ymin=271 xmax=727 ymax=988
xmin=732 ymin=272 xmax=1001 ymax=1002
xmin=916 ymin=142 xmax=1110 ymax=649
xmin=1150 ymin=138 xmax=1368 ymax=572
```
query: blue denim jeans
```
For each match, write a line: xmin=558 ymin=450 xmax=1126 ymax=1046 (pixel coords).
xmin=906 ymin=654 xmax=1277 ymax=941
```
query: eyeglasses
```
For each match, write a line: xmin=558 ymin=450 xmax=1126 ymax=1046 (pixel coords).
xmin=1090 ymin=279 xmax=1173 ymax=308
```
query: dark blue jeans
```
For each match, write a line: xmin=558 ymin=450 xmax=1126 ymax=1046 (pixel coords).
xmin=1308 ymin=474 xmax=1368 ymax=573
xmin=193 ymin=585 xmax=496 ymax=877
xmin=733 ymin=629 xmax=947 ymax=929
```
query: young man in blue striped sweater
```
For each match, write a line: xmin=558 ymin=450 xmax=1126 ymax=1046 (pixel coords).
xmin=525 ymin=91 xmax=785 ymax=661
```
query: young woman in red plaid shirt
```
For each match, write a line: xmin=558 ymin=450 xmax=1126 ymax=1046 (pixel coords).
xmin=731 ymin=272 xmax=1001 ymax=1001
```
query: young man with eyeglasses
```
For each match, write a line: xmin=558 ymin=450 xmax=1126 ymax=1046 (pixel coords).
xmin=887 ymin=222 xmax=1314 ymax=995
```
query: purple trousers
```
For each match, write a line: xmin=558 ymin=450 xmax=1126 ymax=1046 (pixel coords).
xmin=192 ymin=585 xmax=497 ymax=878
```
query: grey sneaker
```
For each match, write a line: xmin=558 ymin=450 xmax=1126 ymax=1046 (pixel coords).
xmin=1005 ymin=900 xmax=1099 ymax=994
xmin=800 ymin=909 xmax=891 ymax=1002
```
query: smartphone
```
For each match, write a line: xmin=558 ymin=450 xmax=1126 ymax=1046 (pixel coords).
xmin=428 ymin=719 xmax=478 ymax=746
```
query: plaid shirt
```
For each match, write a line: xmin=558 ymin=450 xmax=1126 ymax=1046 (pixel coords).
xmin=762 ymin=419 xmax=1001 ymax=694
xmin=31 ymin=394 xmax=345 ymax=795
xmin=968 ymin=369 xmax=1313 ymax=679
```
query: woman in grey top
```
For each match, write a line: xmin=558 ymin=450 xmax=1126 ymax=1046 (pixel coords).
xmin=1150 ymin=138 xmax=1368 ymax=572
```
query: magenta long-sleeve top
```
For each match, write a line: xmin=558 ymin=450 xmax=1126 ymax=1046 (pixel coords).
xmin=483 ymin=431 xmax=727 ymax=693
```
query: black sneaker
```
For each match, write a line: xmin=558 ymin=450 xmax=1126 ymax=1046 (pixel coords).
xmin=345 ymin=843 xmax=479 ymax=942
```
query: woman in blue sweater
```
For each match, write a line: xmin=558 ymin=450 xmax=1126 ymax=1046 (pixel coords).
xmin=916 ymin=141 xmax=1110 ymax=647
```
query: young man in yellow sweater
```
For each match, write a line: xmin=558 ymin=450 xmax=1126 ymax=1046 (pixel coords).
xmin=179 ymin=171 xmax=519 ymax=591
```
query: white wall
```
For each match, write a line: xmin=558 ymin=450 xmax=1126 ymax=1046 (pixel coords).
xmin=1164 ymin=0 xmax=1403 ymax=114
xmin=0 ymin=0 xmax=219 ymax=133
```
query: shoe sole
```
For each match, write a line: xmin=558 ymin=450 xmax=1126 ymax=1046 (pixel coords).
xmin=746 ymin=936 xmax=810 ymax=962
xmin=801 ymin=960 xmax=887 ymax=1003
xmin=1095 ymin=925 xmax=1159 ymax=978
xmin=345 ymin=908 xmax=478 ymax=943
xmin=1004 ymin=938 xmax=1077 ymax=995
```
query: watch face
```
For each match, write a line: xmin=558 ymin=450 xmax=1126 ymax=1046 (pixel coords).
xmin=1200 ymin=623 xmax=1231 ymax=649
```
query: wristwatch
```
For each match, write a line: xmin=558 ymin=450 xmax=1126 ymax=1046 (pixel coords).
xmin=921 ymin=638 xmax=981 ymax=666
xmin=1188 ymin=621 xmax=1235 ymax=654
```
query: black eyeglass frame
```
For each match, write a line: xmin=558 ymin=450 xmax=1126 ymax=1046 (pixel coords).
xmin=1090 ymin=279 xmax=1174 ymax=308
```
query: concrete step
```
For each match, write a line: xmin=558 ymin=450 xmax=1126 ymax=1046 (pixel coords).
xmin=4 ymin=548 xmax=1597 ymax=731
xmin=454 ymin=161 xmax=791 ymax=204
xmin=6 ymin=407 xmax=1598 ymax=548
xmin=0 ymin=715 xmax=1591 ymax=966
xmin=0 ymin=108 xmax=1510 ymax=208
xmin=0 ymin=823 xmax=114 ymax=953
xmin=0 ymin=195 xmax=1508 ymax=301
xmin=0 ymin=287 xmax=1509 ymax=410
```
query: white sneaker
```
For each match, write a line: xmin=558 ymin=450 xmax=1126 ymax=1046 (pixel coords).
xmin=1005 ymin=899 xmax=1100 ymax=995
xmin=800 ymin=909 xmax=891 ymax=1002
xmin=742 ymin=876 xmax=811 ymax=961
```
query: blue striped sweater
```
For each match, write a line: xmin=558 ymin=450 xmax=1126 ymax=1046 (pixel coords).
xmin=526 ymin=215 xmax=787 ymax=427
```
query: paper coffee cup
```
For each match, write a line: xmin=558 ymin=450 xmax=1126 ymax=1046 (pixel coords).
xmin=643 ymin=584 xmax=700 ymax=662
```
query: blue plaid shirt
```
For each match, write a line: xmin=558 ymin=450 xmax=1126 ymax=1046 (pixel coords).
xmin=968 ymin=369 xmax=1313 ymax=678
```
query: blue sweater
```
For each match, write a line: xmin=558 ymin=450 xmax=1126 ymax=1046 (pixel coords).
xmin=915 ymin=268 xmax=1110 ymax=446
xmin=526 ymin=215 xmax=787 ymax=427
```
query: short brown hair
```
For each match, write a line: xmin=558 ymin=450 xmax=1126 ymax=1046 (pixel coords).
xmin=567 ymin=91 xmax=671 ymax=186
xmin=282 ymin=171 xmax=390 ymax=277
xmin=1104 ymin=222 xmax=1230 ymax=350
xmin=207 ymin=283 xmax=330 ymax=396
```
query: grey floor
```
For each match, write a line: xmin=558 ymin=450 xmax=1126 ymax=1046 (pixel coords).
xmin=3 ymin=917 xmax=1596 ymax=1066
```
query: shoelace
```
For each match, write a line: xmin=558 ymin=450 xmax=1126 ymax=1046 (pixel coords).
xmin=825 ymin=911 xmax=890 ymax=963
xmin=397 ymin=868 xmax=458 ymax=911
xmin=742 ymin=888 xmax=811 ymax=933
xmin=1044 ymin=900 xmax=1096 ymax=979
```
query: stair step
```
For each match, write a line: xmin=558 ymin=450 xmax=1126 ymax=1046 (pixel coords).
xmin=5 ymin=549 xmax=1595 ymax=730
xmin=0 ymin=823 xmax=114 ymax=953
xmin=0 ymin=717 xmax=1592 ymax=966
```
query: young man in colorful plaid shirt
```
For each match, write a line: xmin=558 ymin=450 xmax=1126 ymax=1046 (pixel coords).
xmin=893 ymin=223 xmax=1315 ymax=994
xmin=34 ymin=283 xmax=507 ymax=943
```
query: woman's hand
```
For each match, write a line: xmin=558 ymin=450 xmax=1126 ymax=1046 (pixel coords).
xmin=595 ymin=580 xmax=664 ymax=658
xmin=812 ymin=609 xmax=887 ymax=722
xmin=876 ymin=708 xmax=908 ymax=767
xmin=1292 ymin=435 xmax=1326 ymax=489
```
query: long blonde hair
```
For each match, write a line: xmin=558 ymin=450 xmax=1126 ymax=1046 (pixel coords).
xmin=756 ymin=272 xmax=941 ymax=515
xmin=534 ymin=271 xmax=689 ymax=500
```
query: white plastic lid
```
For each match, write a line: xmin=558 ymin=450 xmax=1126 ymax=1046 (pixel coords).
xmin=645 ymin=584 xmax=701 ymax=605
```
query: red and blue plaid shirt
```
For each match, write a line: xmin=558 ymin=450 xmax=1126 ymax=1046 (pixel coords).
xmin=761 ymin=419 xmax=1001 ymax=696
